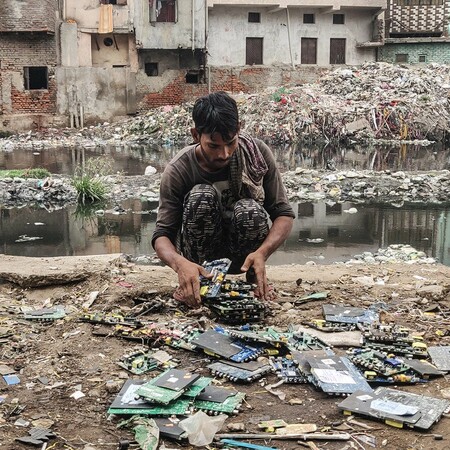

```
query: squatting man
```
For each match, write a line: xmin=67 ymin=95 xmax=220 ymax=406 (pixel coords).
xmin=152 ymin=91 xmax=295 ymax=307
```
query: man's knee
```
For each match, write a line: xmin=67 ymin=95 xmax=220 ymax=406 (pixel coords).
xmin=233 ymin=199 xmax=267 ymax=226
xmin=184 ymin=184 xmax=220 ymax=212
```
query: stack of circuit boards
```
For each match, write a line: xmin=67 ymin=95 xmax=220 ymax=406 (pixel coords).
xmin=200 ymin=258 xmax=265 ymax=324
xmin=107 ymin=368 xmax=246 ymax=420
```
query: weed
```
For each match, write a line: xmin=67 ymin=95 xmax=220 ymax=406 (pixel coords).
xmin=272 ymin=87 xmax=290 ymax=102
xmin=71 ymin=157 xmax=112 ymax=205
xmin=0 ymin=168 xmax=51 ymax=179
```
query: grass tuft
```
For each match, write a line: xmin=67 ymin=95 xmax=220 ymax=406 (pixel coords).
xmin=0 ymin=168 xmax=51 ymax=179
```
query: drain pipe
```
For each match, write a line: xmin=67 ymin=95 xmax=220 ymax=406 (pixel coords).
xmin=192 ymin=0 xmax=195 ymax=51
xmin=286 ymin=7 xmax=295 ymax=69
xmin=205 ymin=0 xmax=210 ymax=92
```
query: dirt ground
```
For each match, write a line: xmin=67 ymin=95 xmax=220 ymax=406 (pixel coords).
xmin=0 ymin=254 xmax=449 ymax=450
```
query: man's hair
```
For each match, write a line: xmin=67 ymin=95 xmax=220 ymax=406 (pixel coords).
xmin=192 ymin=91 xmax=239 ymax=140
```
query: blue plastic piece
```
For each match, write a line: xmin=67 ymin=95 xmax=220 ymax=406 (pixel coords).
xmin=221 ymin=439 xmax=279 ymax=450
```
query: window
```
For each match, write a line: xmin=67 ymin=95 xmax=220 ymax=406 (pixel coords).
xmin=248 ymin=12 xmax=260 ymax=23
xmin=395 ymin=53 xmax=408 ymax=63
xmin=103 ymin=37 xmax=114 ymax=47
xmin=185 ymin=71 xmax=199 ymax=84
xmin=246 ymin=37 xmax=263 ymax=65
xmin=298 ymin=203 xmax=314 ymax=217
xmin=326 ymin=204 xmax=342 ymax=216
xmin=333 ymin=14 xmax=345 ymax=25
xmin=303 ymin=14 xmax=315 ymax=24
xmin=419 ymin=54 xmax=427 ymax=63
xmin=100 ymin=0 xmax=117 ymax=4
xmin=24 ymin=67 xmax=48 ymax=90
xmin=156 ymin=0 xmax=176 ymax=23
xmin=145 ymin=63 xmax=158 ymax=76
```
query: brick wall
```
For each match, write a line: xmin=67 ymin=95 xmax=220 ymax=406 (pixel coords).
xmin=379 ymin=42 xmax=450 ymax=64
xmin=138 ymin=65 xmax=325 ymax=112
xmin=0 ymin=33 xmax=57 ymax=115
xmin=0 ymin=0 xmax=56 ymax=33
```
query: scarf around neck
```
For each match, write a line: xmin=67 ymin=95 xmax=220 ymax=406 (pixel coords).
xmin=229 ymin=132 xmax=268 ymax=204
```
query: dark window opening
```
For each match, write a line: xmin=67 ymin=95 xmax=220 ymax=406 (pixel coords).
xmin=395 ymin=53 xmax=408 ymax=63
xmin=328 ymin=227 xmax=340 ymax=237
xmin=185 ymin=71 xmax=199 ymax=83
xmin=298 ymin=202 xmax=314 ymax=217
xmin=419 ymin=55 xmax=427 ymax=63
xmin=299 ymin=230 xmax=312 ymax=240
xmin=326 ymin=203 xmax=342 ymax=215
xmin=246 ymin=37 xmax=263 ymax=65
xmin=157 ymin=0 xmax=176 ymax=23
xmin=333 ymin=14 xmax=345 ymax=25
xmin=103 ymin=37 xmax=114 ymax=47
xmin=100 ymin=0 xmax=118 ymax=4
xmin=145 ymin=63 xmax=158 ymax=76
xmin=248 ymin=12 xmax=260 ymax=23
xmin=24 ymin=67 xmax=48 ymax=90
xmin=303 ymin=14 xmax=315 ymax=24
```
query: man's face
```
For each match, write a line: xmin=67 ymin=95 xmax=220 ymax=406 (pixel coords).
xmin=193 ymin=130 xmax=240 ymax=171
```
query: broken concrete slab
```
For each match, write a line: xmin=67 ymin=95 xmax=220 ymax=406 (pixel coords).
xmin=0 ymin=253 xmax=122 ymax=287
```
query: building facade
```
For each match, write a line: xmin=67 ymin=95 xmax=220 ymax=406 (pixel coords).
xmin=379 ymin=0 xmax=450 ymax=64
xmin=0 ymin=0 xmax=59 ymax=131
xmin=0 ymin=0 xmax=386 ymax=130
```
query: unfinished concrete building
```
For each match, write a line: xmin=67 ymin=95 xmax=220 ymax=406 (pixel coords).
xmin=58 ymin=0 xmax=138 ymax=125
xmin=0 ymin=0 xmax=59 ymax=132
xmin=379 ymin=0 xmax=450 ymax=64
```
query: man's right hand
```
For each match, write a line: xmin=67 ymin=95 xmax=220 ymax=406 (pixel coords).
xmin=174 ymin=257 xmax=211 ymax=308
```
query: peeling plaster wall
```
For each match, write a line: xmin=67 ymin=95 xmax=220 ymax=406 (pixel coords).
xmin=56 ymin=67 xmax=135 ymax=122
xmin=65 ymin=0 xmax=133 ymax=31
xmin=208 ymin=6 xmax=378 ymax=66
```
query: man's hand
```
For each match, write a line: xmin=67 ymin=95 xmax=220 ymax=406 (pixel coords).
xmin=241 ymin=251 xmax=270 ymax=301
xmin=175 ymin=258 xmax=211 ymax=308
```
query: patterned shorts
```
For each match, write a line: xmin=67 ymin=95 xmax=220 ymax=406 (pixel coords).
xmin=181 ymin=184 xmax=269 ymax=273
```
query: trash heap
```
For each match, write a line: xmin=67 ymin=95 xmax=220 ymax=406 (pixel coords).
xmin=89 ymin=62 xmax=450 ymax=146
xmin=2 ymin=63 xmax=450 ymax=152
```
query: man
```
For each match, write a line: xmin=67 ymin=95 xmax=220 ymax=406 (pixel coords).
xmin=152 ymin=92 xmax=294 ymax=307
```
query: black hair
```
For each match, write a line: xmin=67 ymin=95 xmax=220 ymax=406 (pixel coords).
xmin=192 ymin=91 xmax=239 ymax=140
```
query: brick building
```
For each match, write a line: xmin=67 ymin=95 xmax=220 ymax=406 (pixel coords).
xmin=379 ymin=0 xmax=450 ymax=64
xmin=0 ymin=0 xmax=59 ymax=130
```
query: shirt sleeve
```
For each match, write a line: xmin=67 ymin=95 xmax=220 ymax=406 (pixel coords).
xmin=257 ymin=139 xmax=296 ymax=222
xmin=151 ymin=164 xmax=184 ymax=249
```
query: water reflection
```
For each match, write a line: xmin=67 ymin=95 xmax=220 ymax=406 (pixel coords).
xmin=1 ymin=201 xmax=449 ymax=267
xmin=1 ymin=142 xmax=450 ymax=175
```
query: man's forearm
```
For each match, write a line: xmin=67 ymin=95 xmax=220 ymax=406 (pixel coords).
xmin=154 ymin=236 xmax=185 ymax=272
xmin=257 ymin=216 xmax=293 ymax=260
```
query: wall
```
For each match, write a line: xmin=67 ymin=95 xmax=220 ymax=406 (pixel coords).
xmin=134 ymin=0 xmax=206 ymax=49
xmin=65 ymin=0 xmax=132 ymax=31
xmin=56 ymin=67 xmax=135 ymax=123
xmin=0 ymin=0 xmax=56 ymax=32
xmin=137 ymin=65 xmax=325 ymax=110
xmin=0 ymin=33 xmax=57 ymax=128
xmin=379 ymin=41 xmax=450 ymax=64
xmin=207 ymin=6 xmax=378 ymax=66
xmin=388 ymin=0 xmax=450 ymax=35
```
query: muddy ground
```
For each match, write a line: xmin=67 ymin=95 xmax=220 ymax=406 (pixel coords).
xmin=0 ymin=254 xmax=449 ymax=450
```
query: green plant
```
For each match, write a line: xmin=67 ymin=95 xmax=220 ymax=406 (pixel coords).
xmin=71 ymin=157 xmax=112 ymax=205
xmin=0 ymin=168 xmax=51 ymax=179
xmin=272 ymin=87 xmax=290 ymax=102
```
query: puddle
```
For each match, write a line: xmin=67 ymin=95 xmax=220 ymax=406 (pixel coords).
xmin=1 ymin=200 xmax=449 ymax=267
xmin=1 ymin=142 xmax=450 ymax=175
xmin=1 ymin=142 xmax=450 ymax=265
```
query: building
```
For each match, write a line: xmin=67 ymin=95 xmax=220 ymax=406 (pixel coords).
xmin=0 ymin=0 xmax=386 ymax=130
xmin=0 ymin=0 xmax=59 ymax=131
xmin=57 ymin=0 xmax=138 ymax=124
xmin=379 ymin=0 xmax=450 ymax=64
